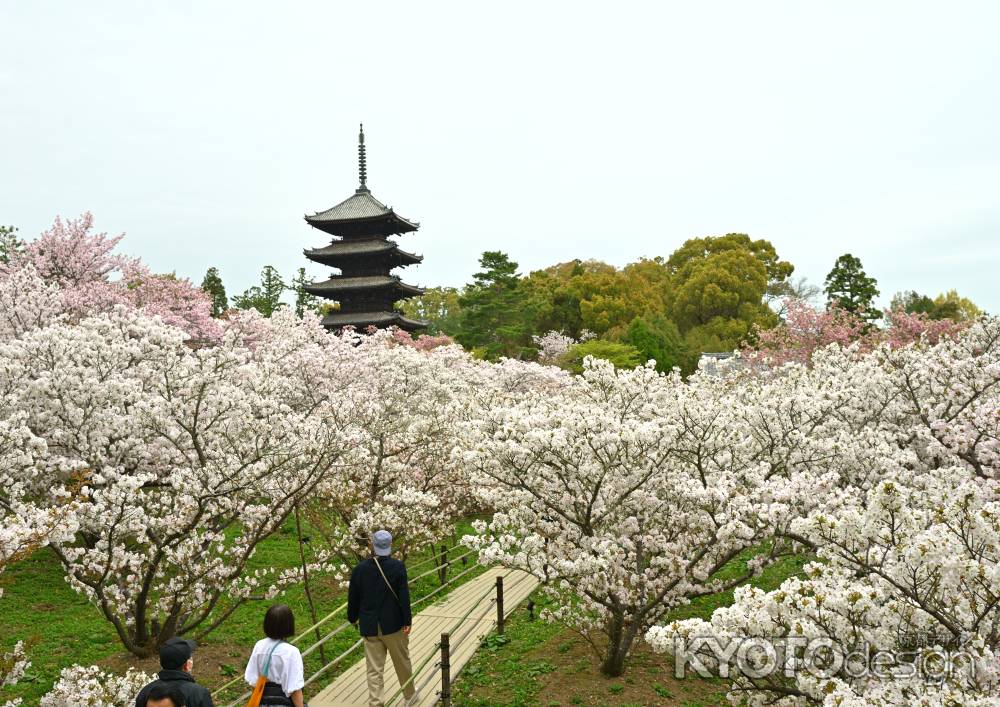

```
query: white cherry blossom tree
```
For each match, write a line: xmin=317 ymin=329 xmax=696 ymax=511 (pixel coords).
xmin=461 ymin=358 xmax=808 ymax=676
xmin=304 ymin=332 xmax=475 ymax=572
xmin=0 ymin=308 xmax=347 ymax=657
xmin=646 ymin=318 xmax=1000 ymax=704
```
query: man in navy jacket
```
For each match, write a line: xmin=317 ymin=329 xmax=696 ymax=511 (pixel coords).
xmin=134 ymin=638 xmax=214 ymax=707
xmin=348 ymin=530 xmax=416 ymax=706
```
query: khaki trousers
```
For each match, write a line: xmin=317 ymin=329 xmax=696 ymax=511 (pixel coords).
xmin=364 ymin=627 xmax=415 ymax=706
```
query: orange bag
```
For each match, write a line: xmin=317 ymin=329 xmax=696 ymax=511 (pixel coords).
xmin=246 ymin=676 xmax=266 ymax=707
xmin=246 ymin=641 xmax=280 ymax=707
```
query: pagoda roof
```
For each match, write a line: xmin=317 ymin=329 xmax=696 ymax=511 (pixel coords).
xmin=304 ymin=239 xmax=422 ymax=265
xmin=304 ymin=275 xmax=424 ymax=298
xmin=305 ymin=190 xmax=418 ymax=237
xmin=320 ymin=310 xmax=427 ymax=332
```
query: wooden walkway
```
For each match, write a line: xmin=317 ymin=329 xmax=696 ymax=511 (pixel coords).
xmin=312 ymin=567 xmax=538 ymax=706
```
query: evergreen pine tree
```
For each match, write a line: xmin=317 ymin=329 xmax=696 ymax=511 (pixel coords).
xmin=824 ymin=254 xmax=880 ymax=320
xmin=291 ymin=267 xmax=319 ymax=318
xmin=200 ymin=267 xmax=228 ymax=317
xmin=455 ymin=251 xmax=532 ymax=359
xmin=232 ymin=265 xmax=287 ymax=317
xmin=0 ymin=225 xmax=23 ymax=264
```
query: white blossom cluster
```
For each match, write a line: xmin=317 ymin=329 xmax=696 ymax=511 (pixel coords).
xmin=0 ymin=411 xmax=78 ymax=698
xmin=532 ymin=329 xmax=595 ymax=364
xmin=644 ymin=319 xmax=1000 ymax=703
xmin=38 ymin=664 xmax=153 ymax=707
xmin=462 ymin=318 xmax=1000 ymax=697
xmin=306 ymin=333 xmax=480 ymax=574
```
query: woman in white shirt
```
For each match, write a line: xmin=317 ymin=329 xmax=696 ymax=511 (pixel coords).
xmin=244 ymin=604 xmax=307 ymax=707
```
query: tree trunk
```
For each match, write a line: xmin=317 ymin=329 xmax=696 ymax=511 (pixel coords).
xmin=601 ymin=613 xmax=627 ymax=677
xmin=295 ymin=504 xmax=326 ymax=663
xmin=600 ymin=612 xmax=641 ymax=677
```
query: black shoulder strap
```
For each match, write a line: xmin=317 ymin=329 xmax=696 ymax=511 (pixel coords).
xmin=373 ymin=556 xmax=402 ymax=608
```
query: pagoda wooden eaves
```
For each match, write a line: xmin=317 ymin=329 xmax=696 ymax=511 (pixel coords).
xmin=303 ymin=239 xmax=422 ymax=267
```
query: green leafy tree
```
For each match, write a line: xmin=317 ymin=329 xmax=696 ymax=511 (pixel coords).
xmin=556 ymin=339 xmax=645 ymax=375
xmin=519 ymin=259 xmax=591 ymax=338
xmin=0 ymin=225 xmax=23 ymax=264
xmin=291 ymin=267 xmax=319 ymax=318
xmin=891 ymin=290 xmax=936 ymax=317
xmin=520 ymin=258 xmax=674 ymax=341
xmin=399 ymin=286 xmax=464 ymax=335
xmin=891 ymin=289 xmax=981 ymax=321
xmin=456 ymin=251 xmax=533 ymax=359
xmin=200 ymin=267 xmax=229 ymax=317
xmin=824 ymin=254 xmax=880 ymax=321
xmin=232 ymin=265 xmax=287 ymax=317
xmin=663 ymin=235 xmax=785 ymax=355
xmin=578 ymin=258 xmax=674 ymax=339
xmin=622 ymin=316 xmax=692 ymax=374
xmin=932 ymin=290 xmax=983 ymax=321
xmin=667 ymin=233 xmax=794 ymax=300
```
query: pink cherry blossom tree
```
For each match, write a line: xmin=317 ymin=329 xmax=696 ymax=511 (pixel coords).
xmin=389 ymin=327 xmax=454 ymax=351
xmin=745 ymin=297 xmax=969 ymax=368
xmin=0 ymin=213 xmax=218 ymax=340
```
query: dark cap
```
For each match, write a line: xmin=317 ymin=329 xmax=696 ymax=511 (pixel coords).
xmin=159 ymin=637 xmax=197 ymax=670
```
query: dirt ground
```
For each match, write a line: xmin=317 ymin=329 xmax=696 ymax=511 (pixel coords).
xmin=459 ymin=627 xmax=729 ymax=706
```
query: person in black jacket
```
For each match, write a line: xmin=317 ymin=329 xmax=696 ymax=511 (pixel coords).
xmin=134 ymin=637 xmax=214 ymax=707
xmin=348 ymin=529 xmax=417 ymax=707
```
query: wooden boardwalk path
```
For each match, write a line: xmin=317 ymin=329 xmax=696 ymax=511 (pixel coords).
xmin=311 ymin=567 xmax=538 ymax=706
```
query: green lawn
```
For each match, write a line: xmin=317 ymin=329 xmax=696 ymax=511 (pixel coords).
xmin=1 ymin=518 xmax=483 ymax=705
xmin=452 ymin=550 xmax=811 ymax=706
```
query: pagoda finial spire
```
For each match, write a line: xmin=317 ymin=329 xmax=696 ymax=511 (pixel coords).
xmin=357 ymin=123 xmax=369 ymax=193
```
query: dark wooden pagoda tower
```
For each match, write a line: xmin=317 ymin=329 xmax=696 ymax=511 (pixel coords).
xmin=303 ymin=125 xmax=427 ymax=332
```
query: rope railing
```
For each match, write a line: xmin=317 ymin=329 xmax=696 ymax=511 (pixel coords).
xmin=212 ymin=539 xmax=474 ymax=701
xmin=302 ymin=638 xmax=364 ymax=689
xmin=406 ymin=548 xmax=476 ymax=584
xmin=383 ymin=568 xmax=526 ymax=706
xmin=406 ymin=540 xmax=469 ymax=573
xmin=396 ymin=571 xmax=535 ymax=707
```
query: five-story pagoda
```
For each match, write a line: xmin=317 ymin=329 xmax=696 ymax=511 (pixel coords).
xmin=303 ymin=125 xmax=427 ymax=332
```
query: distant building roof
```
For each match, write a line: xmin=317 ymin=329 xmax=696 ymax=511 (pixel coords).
xmin=697 ymin=352 xmax=746 ymax=376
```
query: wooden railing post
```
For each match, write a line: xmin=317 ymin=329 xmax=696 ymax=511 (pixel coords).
xmin=496 ymin=576 xmax=505 ymax=635
xmin=439 ymin=543 xmax=448 ymax=585
xmin=440 ymin=632 xmax=451 ymax=706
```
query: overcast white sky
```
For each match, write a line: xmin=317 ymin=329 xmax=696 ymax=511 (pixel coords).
xmin=2 ymin=2 xmax=998 ymax=311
